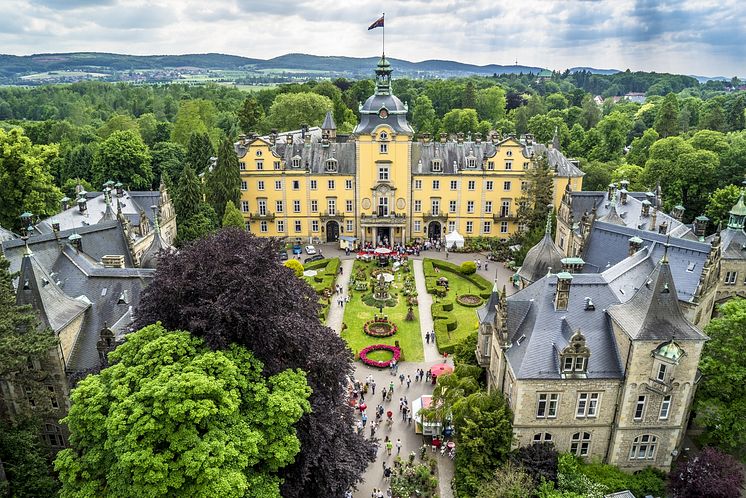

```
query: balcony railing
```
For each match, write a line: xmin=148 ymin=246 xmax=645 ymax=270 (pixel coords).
xmin=423 ymin=211 xmax=449 ymax=222
xmin=360 ymin=212 xmax=407 ymax=225
xmin=493 ymin=212 xmax=517 ymax=221
xmin=320 ymin=211 xmax=345 ymax=221
xmin=249 ymin=211 xmax=275 ymax=221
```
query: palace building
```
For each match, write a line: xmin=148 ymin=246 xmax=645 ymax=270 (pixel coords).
xmin=235 ymin=55 xmax=584 ymax=245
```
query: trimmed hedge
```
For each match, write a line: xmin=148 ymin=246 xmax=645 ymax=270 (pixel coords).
xmin=431 ymin=301 xmax=459 ymax=353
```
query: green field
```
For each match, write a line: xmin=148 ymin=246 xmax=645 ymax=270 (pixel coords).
xmin=20 ymin=71 xmax=108 ymax=80
xmin=341 ymin=259 xmax=424 ymax=363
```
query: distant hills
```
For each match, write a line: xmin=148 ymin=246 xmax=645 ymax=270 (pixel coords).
xmin=0 ymin=51 xmax=624 ymax=83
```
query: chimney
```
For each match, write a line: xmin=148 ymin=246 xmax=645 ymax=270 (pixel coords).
xmin=584 ymin=297 xmax=595 ymax=311
xmin=115 ymin=182 xmax=124 ymax=197
xmin=52 ymin=222 xmax=60 ymax=233
xmin=68 ymin=233 xmax=82 ymax=251
xmin=658 ymin=220 xmax=668 ymax=234
xmin=619 ymin=188 xmax=628 ymax=204
xmin=554 ymin=272 xmax=573 ymax=311
xmin=321 ymin=131 xmax=330 ymax=147
xmin=619 ymin=179 xmax=629 ymax=191
xmin=60 ymin=196 xmax=70 ymax=210
xmin=457 ymin=132 xmax=464 ymax=144
xmin=421 ymin=133 xmax=431 ymax=143
xmin=693 ymin=215 xmax=709 ymax=238
xmin=671 ymin=205 xmax=685 ymax=221
xmin=269 ymin=130 xmax=277 ymax=145
xmin=628 ymin=236 xmax=643 ymax=255
xmin=286 ymin=133 xmax=293 ymax=145
xmin=641 ymin=199 xmax=651 ymax=217
xmin=440 ymin=132 xmax=447 ymax=143
xmin=474 ymin=132 xmax=482 ymax=144
xmin=491 ymin=132 xmax=500 ymax=143
xmin=650 ymin=206 xmax=658 ymax=231
xmin=238 ymin=134 xmax=246 ymax=146
xmin=300 ymin=123 xmax=308 ymax=138
xmin=304 ymin=132 xmax=311 ymax=146
xmin=607 ymin=183 xmax=617 ymax=201
xmin=77 ymin=196 xmax=88 ymax=213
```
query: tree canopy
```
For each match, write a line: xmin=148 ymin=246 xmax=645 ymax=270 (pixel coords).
xmin=55 ymin=323 xmax=311 ymax=498
xmin=133 ymin=230 xmax=375 ymax=497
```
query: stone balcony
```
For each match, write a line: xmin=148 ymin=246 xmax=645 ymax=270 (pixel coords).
xmin=423 ymin=211 xmax=449 ymax=223
xmin=360 ymin=212 xmax=407 ymax=226
xmin=249 ymin=211 xmax=275 ymax=221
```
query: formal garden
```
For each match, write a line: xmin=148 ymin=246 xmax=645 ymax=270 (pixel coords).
xmin=423 ymin=258 xmax=494 ymax=353
xmin=341 ymin=258 xmax=425 ymax=364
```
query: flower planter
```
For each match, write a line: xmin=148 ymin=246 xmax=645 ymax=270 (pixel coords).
xmin=359 ymin=344 xmax=401 ymax=368
xmin=364 ymin=317 xmax=398 ymax=337
xmin=456 ymin=294 xmax=483 ymax=307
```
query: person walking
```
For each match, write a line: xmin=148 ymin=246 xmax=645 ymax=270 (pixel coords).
xmin=425 ymin=331 xmax=430 ymax=344
xmin=399 ymin=373 xmax=405 ymax=386
xmin=361 ymin=412 xmax=367 ymax=427
xmin=371 ymin=380 xmax=376 ymax=395
xmin=386 ymin=437 xmax=393 ymax=456
xmin=406 ymin=375 xmax=411 ymax=388
xmin=396 ymin=438 xmax=402 ymax=455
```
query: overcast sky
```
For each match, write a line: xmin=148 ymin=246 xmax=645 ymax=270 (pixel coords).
xmin=1 ymin=0 xmax=744 ymax=77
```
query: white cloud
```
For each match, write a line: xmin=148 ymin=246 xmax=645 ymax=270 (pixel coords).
xmin=0 ymin=0 xmax=743 ymax=76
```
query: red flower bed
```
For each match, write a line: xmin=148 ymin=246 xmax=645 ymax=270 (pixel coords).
xmin=363 ymin=317 xmax=398 ymax=337
xmin=359 ymin=344 xmax=401 ymax=368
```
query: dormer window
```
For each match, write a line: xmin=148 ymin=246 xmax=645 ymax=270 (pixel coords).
xmin=291 ymin=156 xmax=302 ymax=168
xmin=506 ymin=150 xmax=513 ymax=157
xmin=256 ymin=150 xmax=263 ymax=157
xmin=431 ymin=159 xmax=442 ymax=172
xmin=379 ymin=131 xmax=388 ymax=141
xmin=560 ymin=330 xmax=590 ymax=377
xmin=651 ymin=339 xmax=684 ymax=384
xmin=325 ymin=159 xmax=338 ymax=172
xmin=379 ymin=109 xmax=389 ymax=119
xmin=466 ymin=157 xmax=477 ymax=168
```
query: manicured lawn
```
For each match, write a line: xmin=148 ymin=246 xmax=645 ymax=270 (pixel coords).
xmin=341 ymin=259 xmax=424 ymax=363
xmin=436 ymin=272 xmax=481 ymax=347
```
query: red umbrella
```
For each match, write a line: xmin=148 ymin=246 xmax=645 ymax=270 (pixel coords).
xmin=429 ymin=364 xmax=454 ymax=376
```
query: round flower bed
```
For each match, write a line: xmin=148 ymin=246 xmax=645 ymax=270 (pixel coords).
xmin=456 ymin=294 xmax=484 ymax=307
xmin=360 ymin=344 xmax=401 ymax=368
xmin=364 ymin=317 xmax=398 ymax=337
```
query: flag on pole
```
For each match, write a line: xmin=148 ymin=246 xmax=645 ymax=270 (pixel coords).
xmin=368 ymin=15 xmax=384 ymax=30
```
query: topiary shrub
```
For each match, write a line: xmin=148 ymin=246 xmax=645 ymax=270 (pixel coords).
xmin=284 ymin=259 xmax=304 ymax=277
xmin=460 ymin=261 xmax=477 ymax=275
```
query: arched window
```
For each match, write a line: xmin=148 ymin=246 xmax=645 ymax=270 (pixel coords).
xmin=570 ymin=432 xmax=591 ymax=456
xmin=506 ymin=150 xmax=513 ymax=157
xmin=325 ymin=159 xmax=338 ymax=172
xmin=629 ymin=434 xmax=657 ymax=460
xmin=379 ymin=131 xmax=388 ymax=141
xmin=532 ymin=432 xmax=553 ymax=443
xmin=256 ymin=150 xmax=263 ymax=157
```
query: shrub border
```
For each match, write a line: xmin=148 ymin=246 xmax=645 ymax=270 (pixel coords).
xmin=359 ymin=344 xmax=401 ymax=368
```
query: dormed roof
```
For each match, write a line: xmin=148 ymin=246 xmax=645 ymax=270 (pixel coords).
xmin=477 ymin=281 xmax=501 ymax=324
xmin=517 ymin=213 xmax=564 ymax=285
xmin=353 ymin=54 xmax=413 ymax=136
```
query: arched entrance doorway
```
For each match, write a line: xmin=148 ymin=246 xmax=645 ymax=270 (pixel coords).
xmin=326 ymin=221 xmax=340 ymax=242
xmin=427 ymin=221 xmax=442 ymax=241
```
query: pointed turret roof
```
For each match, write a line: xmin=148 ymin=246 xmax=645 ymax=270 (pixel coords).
xmin=517 ymin=209 xmax=565 ymax=285
xmin=16 ymin=246 xmax=89 ymax=333
xmin=607 ymin=248 xmax=705 ymax=341
xmin=599 ymin=192 xmax=626 ymax=226
xmin=477 ymin=280 xmax=501 ymax=325
xmin=322 ymin=110 xmax=336 ymax=130
xmin=139 ymin=215 xmax=172 ymax=269
xmin=727 ymin=189 xmax=746 ymax=229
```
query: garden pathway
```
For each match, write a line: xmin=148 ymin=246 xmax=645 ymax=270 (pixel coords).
xmin=326 ymin=258 xmax=354 ymax=334
xmin=413 ymin=259 xmax=443 ymax=365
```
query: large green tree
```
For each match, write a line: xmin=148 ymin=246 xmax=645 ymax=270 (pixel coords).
xmin=626 ymin=128 xmax=659 ymax=167
xmin=222 ymin=200 xmax=246 ymax=229
xmin=206 ymin=137 xmax=241 ymax=220
xmin=476 ymin=86 xmax=507 ymax=123
xmin=150 ymin=141 xmax=186 ymax=186
xmin=517 ymin=154 xmax=554 ymax=233
xmin=171 ymin=99 xmax=218 ymax=146
xmin=0 ymin=128 xmax=62 ymax=230
xmin=92 ymin=129 xmax=153 ymax=189
xmin=705 ymin=185 xmax=741 ymax=229
xmin=411 ymin=95 xmax=437 ymax=134
xmin=174 ymin=165 xmax=217 ymax=245
xmin=653 ymin=93 xmax=679 ymax=138
xmin=0 ymin=418 xmax=60 ymax=497
xmin=55 ymin=323 xmax=311 ymax=498
xmin=238 ymin=95 xmax=264 ymax=134
xmin=266 ymin=92 xmax=333 ymax=131
xmin=696 ymin=298 xmax=746 ymax=456
xmin=185 ymin=131 xmax=215 ymax=174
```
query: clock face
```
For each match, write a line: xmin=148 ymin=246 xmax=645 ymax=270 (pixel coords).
xmin=378 ymin=108 xmax=389 ymax=119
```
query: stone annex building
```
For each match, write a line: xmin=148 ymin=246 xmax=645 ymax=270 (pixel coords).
xmin=235 ymin=55 xmax=584 ymax=245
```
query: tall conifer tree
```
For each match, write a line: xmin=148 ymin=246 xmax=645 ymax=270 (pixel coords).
xmin=206 ymin=138 xmax=241 ymax=221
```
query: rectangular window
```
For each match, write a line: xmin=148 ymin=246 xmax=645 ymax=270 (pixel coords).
xmin=576 ymin=393 xmax=600 ymax=418
xmin=328 ymin=180 xmax=335 ymax=190
xmin=414 ymin=200 xmax=422 ymax=212
xmin=378 ymin=165 xmax=389 ymax=181
xmin=448 ymin=221 xmax=456 ymax=233
xmin=501 ymin=200 xmax=510 ymax=217
xmin=292 ymin=180 xmax=300 ymax=190
xmin=258 ymin=199 xmax=266 ymax=215
xmin=294 ymin=220 xmax=302 ymax=232
xmin=293 ymin=200 xmax=301 ymax=213
xmin=257 ymin=180 xmax=264 ymax=190
xmin=310 ymin=200 xmax=318 ymax=213
xmin=487 ymin=161 xmax=494 ymax=170
xmin=241 ymin=180 xmax=247 ymax=191
xmin=486 ymin=180 xmax=494 ymax=190
xmin=466 ymin=221 xmax=473 ymax=233
xmin=256 ymin=160 xmax=264 ymax=170
xmin=657 ymin=364 xmax=667 ymax=382
xmin=48 ymin=386 xmax=59 ymax=409
xmin=485 ymin=201 xmax=492 ymax=214
xmin=523 ymin=161 xmax=529 ymax=169
xmin=501 ymin=221 xmax=509 ymax=234
xmin=634 ymin=395 xmax=646 ymax=420
xmin=260 ymin=220 xmax=268 ymax=232
xmin=521 ymin=180 xmax=528 ymax=191
xmin=415 ymin=180 xmax=422 ymax=189
xmin=311 ymin=220 xmax=319 ymax=232
xmin=505 ymin=161 xmax=512 ymax=170
xmin=659 ymin=395 xmax=672 ymax=420
xmin=725 ymin=271 xmax=737 ymax=284
xmin=276 ymin=220 xmax=285 ymax=233
xmin=241 ymin=200 xmax=249 ymax=213
xmin=274 ymin=161 xmax=281 ymax=170
xmin=450 ymin=180 xmax=458 ymax=190
xmin=449 ymin=200 xmax=457 ymax=213
xmin=275 ymin=180 xmax=282 ymax=190
xmin=346 ymin=220 xmax=353 ymax=232
xmin=346 ymin=179 xmax=353 ymax=189
xmin=431 ymin=200 xmax=440 ymax=215
xmin=503 ymin=181 xmax=512 ymax=191
xmin=310 ymin=180 xmax=317 ymax=190
xmin=483 ymin=221 xmax=491 ymax=233
xmin=378 ymin=196 xmax=389 ymax=216
xmin=346 ymin=200 xmax=354 ymax=212
xmin=380 ymin=143 xmax=388 ymax=153
xmin=467 ymin=201 xmax=475 ymax=214
xmin=275 ymin=200 xmax=284 ymax=213
xmin=239 ymin=161 xmax=246 ymax=171
xmin=414 ymin=221 xmax=421 ymax=232
xmin=537 ymin=393 xmax=559 ymax=418
xmin=468 ymin=180 xmax=476 ymax=191
xmin=327 ymin=199 xmax=336 ymax=215
xmin=432 ymin=180 xmax=440 ymax=190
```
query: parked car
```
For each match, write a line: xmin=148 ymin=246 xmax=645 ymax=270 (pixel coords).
xmin=292 ymin=245 xmax=302 ymax=255
xmin=304 ymin=254 xmax=324 ymax=264
xmin=278 ymin=250 xmax=288 ymax=261
xmin=305 ymin=245 xmax=317 ymax=255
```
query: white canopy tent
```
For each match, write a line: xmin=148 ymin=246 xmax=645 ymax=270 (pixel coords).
xmin=445 ymin=230 xmax=465 ymax=249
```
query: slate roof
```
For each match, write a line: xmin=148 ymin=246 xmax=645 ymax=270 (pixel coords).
xmin=273 ymin=140 xmax=357 ymax=175
xmin=322 ymin=110 xmax=336 ymax=130
xmin=0 ymin=226 xmax=16 ymax=243
xmin=505 ymin=247 xmax=705 ymax=380
xmin=517 ymin=217 xmax=565 ymax=285
xmin=529 ymin=143 xmax=585 ymax=178
xmin=411 ymin=141 xmax=498 ymax=175
xmin=716 ymin=227 xmax=746 ymax=260
xmin=477 ymin=282 xmax=501 ymax=324
xmin=354 ymin=93 xmax=413 ymax=136
xmin=139 ymin=227 xmax=172 ymax=269
xmin=581 ymin=221 xmax=711 ymax=302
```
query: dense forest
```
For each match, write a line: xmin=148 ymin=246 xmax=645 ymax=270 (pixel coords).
xmin=0 ymin=69 xmax=745 ymax=237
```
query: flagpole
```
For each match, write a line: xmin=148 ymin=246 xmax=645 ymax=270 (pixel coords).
xmin=382 ymin=13 xmax=385 ymax=56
